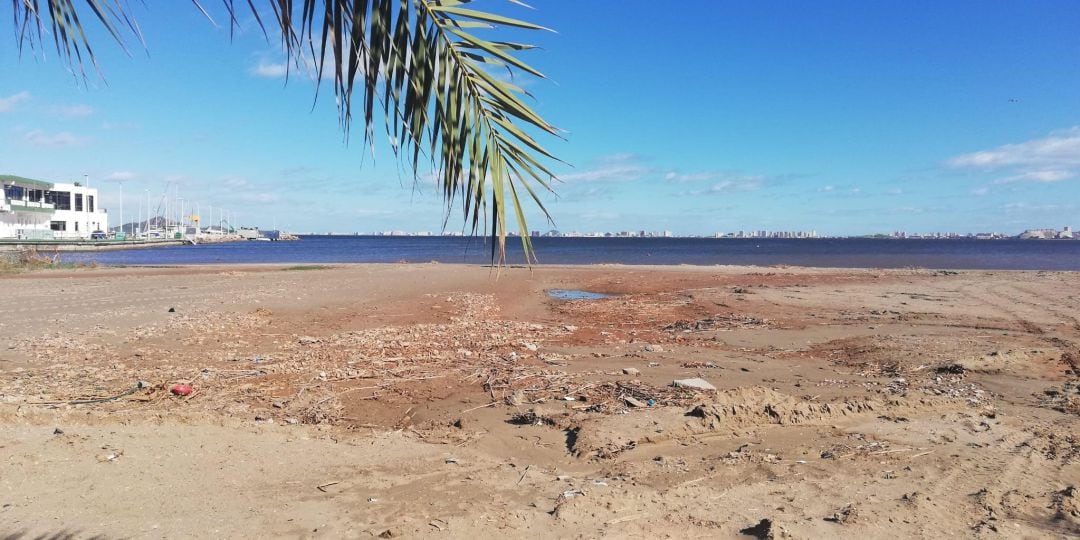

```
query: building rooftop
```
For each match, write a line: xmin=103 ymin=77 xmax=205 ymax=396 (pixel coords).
xmin=0 ymin=174 xmax=53 ymax=190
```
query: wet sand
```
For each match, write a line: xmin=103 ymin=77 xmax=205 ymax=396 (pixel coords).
xmin=0 ymin=263 xmax=1078 ymax=538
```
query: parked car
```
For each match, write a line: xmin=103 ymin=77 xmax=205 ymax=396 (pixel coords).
xmin=90 ymin=230 xmax=108 ymax=240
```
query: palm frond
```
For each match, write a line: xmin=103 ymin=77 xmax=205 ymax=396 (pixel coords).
xmin=11 ymin=0 xmax=561 ymax=264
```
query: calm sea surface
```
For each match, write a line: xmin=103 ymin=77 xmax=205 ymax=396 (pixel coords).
xmin=59 ymin=236 xmax=1080 ymax=270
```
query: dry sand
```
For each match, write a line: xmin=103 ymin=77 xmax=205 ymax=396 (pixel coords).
xmin=0 ymin=263 xmax=1077 ymax=538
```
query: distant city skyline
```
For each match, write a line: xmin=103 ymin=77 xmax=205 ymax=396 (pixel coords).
xmin=2 ymin=2 xmax=1079 ymax=236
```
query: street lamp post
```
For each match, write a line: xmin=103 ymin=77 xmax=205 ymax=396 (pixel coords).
xmin=118 ymin=180 xmax=124 ymax=239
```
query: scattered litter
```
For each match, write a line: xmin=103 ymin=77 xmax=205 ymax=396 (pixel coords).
xmin=622 ymin=367 xmax=640 ymax=376
xmin=169 ymin=384 xmax=193 ymax=396
xmin=824 ymin=503 xmax=858 ymax=524
xmin=445 ymin=456 xmax=459 ymax=464
xmin=665 ymin=314 xmax=768 ymax=332
xmin=316 ymin=481 xmax=340 ymax=492
xmin=97 ymin=449 xmax=123 ymax=463
xmin=672 ymin=378 xmax=717 ymax=391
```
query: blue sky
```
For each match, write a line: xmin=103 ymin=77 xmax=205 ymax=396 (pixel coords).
xmin=2 ymin=1 xmax=1079 ymax=235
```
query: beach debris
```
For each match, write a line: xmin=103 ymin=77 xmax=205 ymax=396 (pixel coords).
xmin=623 ymin=396 xmax=646 ymax=408
xmin=52 ymin=427 xmax=64 ymax=435
xmin=97 ymin=448 xmax=124 ymax=463
xmin=169 ymin=384 xmax=193 ymax=396
xmin=622 ymin=367 xmax=640 ymax=376
xmin=664 ymin=314 xmax=769 ymax=332
xmin=316 ymin=481 xmax=340 ymax=492
xmin=510 ymin=407 xmax=558 ymax=426
xmin=167 ymin=307 xmax=175 ymax=313
xmin=561 ymin=489 xmax=585 ymax=498
xmin=1061 ymin=352 xmax=1079 ymax=376
xmin=739 ymin=518 xmax=774 ymax=539
xmin=1052 ymin=485 xmax=1079 ymax=519
xmin=507 ymin=390 xmax=527 ymax=406
xmin=672 ymin=378 xmax=717 ymax=391
xmin=563 ymin=325 xmax=578 ymax=332
xmin=681 ymin=361 xmax=719 ymax=369
xmin=461 ymin=401 xmax=498 ymax=414
xmin=521 ymin=341 xmax=539 ymax=352
xmin=298 ymin=336 xmax=319 ymax=345
xmin=445 ymin=456 xmax=459 ymax=464
xmin=934 ymin=363 xmax=966 ymax=375
xmin=642 ymin=344 xmax=664 ymax=353
xmin=516 ymin=465 xmax=532 ymax=485
xmin=824 ymin=503 xmax=858 ymax=524
xmin=1038 ymin=382 xmax=1080 ymax=415
xmin=58 ymin=380 xmax=152 ymax=405
xmin=271 ymin=400 xmax=286 ymax=409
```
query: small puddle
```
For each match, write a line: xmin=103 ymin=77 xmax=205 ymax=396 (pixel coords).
xmin=546 ymin=289 xmax=611 ymax=300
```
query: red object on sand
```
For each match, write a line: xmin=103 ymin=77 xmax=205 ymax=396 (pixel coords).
xmin=170 ymin=384 xmax=193 ymax=396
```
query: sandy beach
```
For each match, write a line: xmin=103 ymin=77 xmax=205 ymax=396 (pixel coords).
xmin=1 ymin=263 xmax=1077 ymax=538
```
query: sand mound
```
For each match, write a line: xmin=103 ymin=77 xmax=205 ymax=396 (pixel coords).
xmin=566 ymin=386 xmax=915 ymax=459
xmin=687 ymin=386 xmax=881 ymax=428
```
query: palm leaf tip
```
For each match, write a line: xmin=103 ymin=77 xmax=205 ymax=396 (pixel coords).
xmin=14 ymin=0 xmax=562 ymax=265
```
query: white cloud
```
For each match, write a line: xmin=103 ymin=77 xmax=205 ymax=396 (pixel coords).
xmin=664 ymin=171 xmax=724 ymax=183
xmin=1002 ymin=202 xmax=1072 ymax=213
xmin=558 ymin=154 xmax=653 ymax=182
xmin=250 ymin=61 xmax=289 ymax=78
xmin=106 ymin=171 xmax=136 ymax=181
xmin=224 ymin=176 xmax=252 ymax=189
xmin=53 ymin=104 xmax=94 ymax=118
xmin=678 ymin=175 xmax=764 ymax=196
xmin=707 ymin=176 xmax=764 ymax=193
xmin=948 ymin=127 xmax=1080 ymax=169
xmin=22 ymin=129 xmax=88 ymax=147
xmin=971 ymin=187 xmax=990 ymax=196
xmin=818 ymin=185 xmax=835 ymax=192
xmin=0 ymin=91 xmax=30 ymax=112
xmin=992 ymin=169 xmax=1074 ymax=184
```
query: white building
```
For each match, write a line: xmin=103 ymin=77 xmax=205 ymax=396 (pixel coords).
xmin=1 ymin=175 xmax=109 ymax=240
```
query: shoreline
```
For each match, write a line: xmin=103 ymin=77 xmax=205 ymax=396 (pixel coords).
xmin=0 ymin=239 xmax=187 ymax=251
xmin=45 ymin=235 xmax=1080 ymax=271
xmin=4 ymin=260 xmax=1074 ymax=276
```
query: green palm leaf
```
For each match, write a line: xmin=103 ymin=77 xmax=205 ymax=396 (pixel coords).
xmin=11 ymin=0 xmax=560 ymax=264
